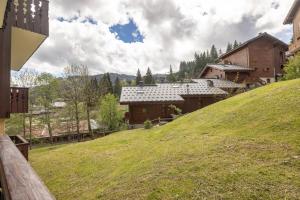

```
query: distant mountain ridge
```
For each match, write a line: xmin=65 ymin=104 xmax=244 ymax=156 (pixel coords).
xmin=92 ymin=73 xmax=136 ymax=83
xmin=92 ymin=73 xmax=168 ymax=83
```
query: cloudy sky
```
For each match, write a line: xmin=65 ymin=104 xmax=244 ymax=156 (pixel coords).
xmin=23 ymin=0 xmax=294 ymax=76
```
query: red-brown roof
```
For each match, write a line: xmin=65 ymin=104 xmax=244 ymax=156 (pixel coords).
xmin=284 ymin=0 xmax=300 ymax=24
xmin=219 ymin=33 xmax=288 ymax=60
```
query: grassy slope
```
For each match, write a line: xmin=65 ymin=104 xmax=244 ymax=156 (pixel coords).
xmin=31 ymin=79 xmax=300 ymax=200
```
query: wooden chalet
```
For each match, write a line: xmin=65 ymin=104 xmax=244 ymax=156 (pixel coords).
xmin=200 ymin=33 xmax=288 ymax=85
xmin=0 ymin=0 xmax=54 ymax=199
xmin=284 ymin=0 xmax=300 ymax=55
xmin=120 ymin=79 xmax=245 ymax=125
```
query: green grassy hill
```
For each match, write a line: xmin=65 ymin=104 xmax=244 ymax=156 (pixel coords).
xmin=30 ymin=79 xmax=300 ymax=200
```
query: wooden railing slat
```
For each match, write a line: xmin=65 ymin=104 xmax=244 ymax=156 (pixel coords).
xmin=0 ymin=135 xmax=55 ymax=200
xmin=4 ymin=0 xmax=48 ymax=36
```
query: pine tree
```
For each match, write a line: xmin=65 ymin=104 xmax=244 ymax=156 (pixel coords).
xmin=144 ymin=67 xmax=155 ymax=84
xmin=210 ymin=45 xmax=218 ymax=61
xmin=99 ymin=73 xmax=113 ymax=95
xmin=219 ymin=49 xmax=223 ymax=56
xmin=226 ymin=43 xmax=233 ymax=53
xmin=233 ymin=40 xmax=239 ymax=49
xmin=91 ymin=78 xmax=100 ymax=98
xmin=106 ymin=73 xmax=113 ymax=93
xmin=113 ymin=77 xmax=122 ymax=98
xmin=167 ymin=65 xmax=176 ymax=83
xmin=136 ymin=69 xmax=142 ymax=85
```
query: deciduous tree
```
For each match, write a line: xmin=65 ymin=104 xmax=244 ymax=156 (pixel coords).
xmin=283 ymin=54 xmax=300 ymax=80
xmin=100 ymin=94 xmax=122 ymax=131
xmin=14 ymin=69 xmax=38 ymax=148
xmin=62 ymin=65 xmax=84 ymax=139
xmin=36 ymin=73 xmax=58 ymax=143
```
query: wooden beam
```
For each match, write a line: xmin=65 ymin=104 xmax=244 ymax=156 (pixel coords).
xmin=0 ymin=3 xmax=12 ymax=119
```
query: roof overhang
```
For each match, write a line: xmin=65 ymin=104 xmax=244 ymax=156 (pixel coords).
xmin=11 ymin=27 xmax=47 ymax=71
xmin=284 ymin=0 xmax=300 ymax=24
xmin=199 ymin=64 xmax=253 ymax=78
xmin=120 ymin=100 xmax=185 ymax=105
xmin=0 ymin=0 xmax=8 ymax=28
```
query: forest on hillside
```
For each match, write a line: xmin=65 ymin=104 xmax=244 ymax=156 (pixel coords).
xmin=177 ymin=40 xmax=242 ymax=80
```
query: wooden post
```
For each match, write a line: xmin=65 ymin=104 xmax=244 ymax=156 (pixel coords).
xmin=0 ymin=119 xmax=5 ymax=135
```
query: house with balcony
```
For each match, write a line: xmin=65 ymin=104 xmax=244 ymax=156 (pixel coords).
xmin=199 ymin=33 xmax=288 ymax=85
xmin=0 ymin=0 xmax=54 ymax=199
xmin=284 ymin=0 xmax=300 ymax=55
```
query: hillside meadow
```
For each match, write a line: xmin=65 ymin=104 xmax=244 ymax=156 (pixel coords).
xmin=30 ymin=79 xmax=300 ymax=200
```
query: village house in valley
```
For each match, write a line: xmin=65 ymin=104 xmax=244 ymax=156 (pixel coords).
xmin=120 ymin=80 xmax=245 ymax=125
xmin=200 ymin=33 xmax=288 ymax=85
xmin=284 ymin=0 xmax=300 ymax=55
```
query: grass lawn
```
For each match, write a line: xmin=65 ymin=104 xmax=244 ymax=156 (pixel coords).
xmin=30 ymin=79 xmax=300 ymax=200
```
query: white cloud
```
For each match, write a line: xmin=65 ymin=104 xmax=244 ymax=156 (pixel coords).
xmin=24 ymin=0 xmax=294 ymax=75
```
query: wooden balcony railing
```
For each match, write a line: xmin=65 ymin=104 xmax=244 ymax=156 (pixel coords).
xmin=10 ymin=87 xmax=28 ymax=114
xmin=9 ymin=135 xmax=29 ymax=160
xmin=0 ymin=135 xmax=55 ymax=200
xmin=5 ymin=0 xmax=49 ymax=36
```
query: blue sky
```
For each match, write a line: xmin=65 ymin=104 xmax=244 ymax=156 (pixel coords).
xmin=109 ymin=19 xmax=144 ymax=43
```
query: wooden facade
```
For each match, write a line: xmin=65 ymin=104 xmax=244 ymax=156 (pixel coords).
xmin=201 ymin=33 xmax=288 ymax=84
xmin=10 ymin=87 xmax=29 ymax=114
xmin=125 ymin=96 xmax=220 ymax=125
xmin=0 ymin=7 xmax=12 ymax=118
xmin=284 ymin=0 xmax=300 ymax=54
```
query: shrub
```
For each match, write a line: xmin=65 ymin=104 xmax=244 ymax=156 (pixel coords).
xmin=100 ymin=94 xmax=123 ymax=131
xmin=169 ymin=105 xmax=182 ymax=115
xmin=144 ymin=120 xmax=153 ymax=129
xmin=283 ymin=54 xmax=300 ymax=80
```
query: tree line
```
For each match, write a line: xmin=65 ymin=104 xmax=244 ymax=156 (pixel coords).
xmin=178 ymin=40 xmax=242 ymax=79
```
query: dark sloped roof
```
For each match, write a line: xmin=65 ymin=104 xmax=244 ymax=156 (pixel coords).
xmin=120 ymin=83 xmax=227 ymax=104
xmin=199 ymin=64 xmax=254 ymax=77
xmin=219 ymin=33 xmax=288 ymax=60
xmin=284 ymin=0 xmax=300 ymax=24
xmin=192 ymin=79 xmax=246 ymax=89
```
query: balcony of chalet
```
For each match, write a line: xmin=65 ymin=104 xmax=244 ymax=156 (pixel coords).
xmin=1 ymin=0 xmax=49 ymax=71
xmin=0 ymin=87 xmax=55 ymax=200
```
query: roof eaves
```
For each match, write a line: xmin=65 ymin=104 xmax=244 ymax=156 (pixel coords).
xmin=219 ymin=33 xmax=288 ymax=59
xmin=284 ymin=0 xmax=300 ymax=25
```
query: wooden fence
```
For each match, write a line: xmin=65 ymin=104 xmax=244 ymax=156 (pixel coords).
xmin=30 ymin=129 xmax=116 ymax=145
